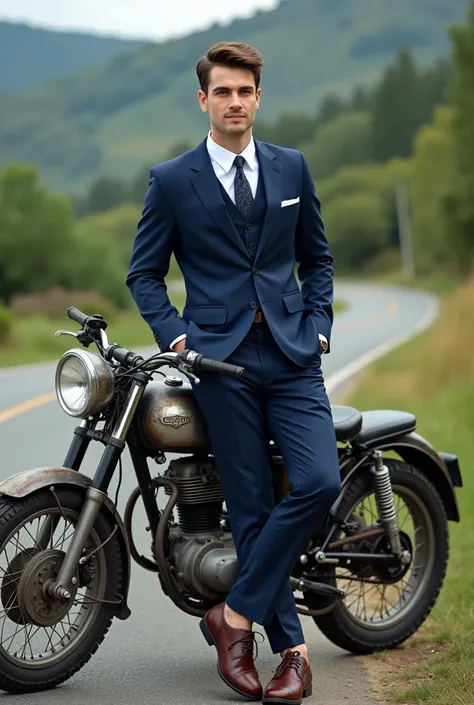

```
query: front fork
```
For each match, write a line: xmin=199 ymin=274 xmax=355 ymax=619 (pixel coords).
xmin=42 ymin=379 xmax=146 ymax=600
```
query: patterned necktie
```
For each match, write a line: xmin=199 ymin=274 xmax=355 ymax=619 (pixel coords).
xmin=233 ymin=155 xmax=254 ymax=219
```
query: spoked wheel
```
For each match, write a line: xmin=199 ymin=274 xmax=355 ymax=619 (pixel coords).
xmin=306 ymin=460 xmax=449 ymax=654
xmin=0 ymin=488 xmax=124 ymax=693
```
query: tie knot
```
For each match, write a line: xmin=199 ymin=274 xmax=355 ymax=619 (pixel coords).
xmin=234 ymin=155 xmax=245 ymax=170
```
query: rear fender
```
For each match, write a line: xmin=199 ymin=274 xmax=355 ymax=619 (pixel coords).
xmin=373 ymin=432 xmax=461 ymax=522
xmin=0 ymin=467 xmax=132 ymax=619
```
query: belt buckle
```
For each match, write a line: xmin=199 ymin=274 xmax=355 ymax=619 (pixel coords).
xmin=253 ymin=311 xmax=263 ymax=323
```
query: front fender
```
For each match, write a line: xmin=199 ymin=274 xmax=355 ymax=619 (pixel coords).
xmin=0 ymin=467 xmax=132 ymax=619
xmin=375 ymin=432 xmax=461 ymax=522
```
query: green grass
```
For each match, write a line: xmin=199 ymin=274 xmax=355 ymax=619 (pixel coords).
xmin=348 ymin=282 xmax=474 ymax=705
xmin=0 ymin=293 xmax=347 ymax=368
xmin=333 ymin=299 xmax=348 ymax=314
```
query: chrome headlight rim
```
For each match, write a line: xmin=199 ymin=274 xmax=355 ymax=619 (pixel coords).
xmin=55 ymin=348 xmax=115 ymax=418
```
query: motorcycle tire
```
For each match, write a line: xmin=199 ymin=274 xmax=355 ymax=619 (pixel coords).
xmin=308 ymin=460 xmax=449 ymax=654
xmin=0 ymin=487 xmax=124 ymax=693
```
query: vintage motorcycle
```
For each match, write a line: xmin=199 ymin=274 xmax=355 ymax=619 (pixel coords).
xmin=0 ymin=307 xmax=462 ymax=693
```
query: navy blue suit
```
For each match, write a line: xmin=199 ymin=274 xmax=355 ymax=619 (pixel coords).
xmin=127 ymin=137 xmax=340 ymax=652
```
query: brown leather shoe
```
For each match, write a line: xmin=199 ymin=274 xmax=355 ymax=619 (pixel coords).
xmin=262 ymin=651 xmax=313 ymax=704
xmin=200 ymin=602 xmax=263 ymax=701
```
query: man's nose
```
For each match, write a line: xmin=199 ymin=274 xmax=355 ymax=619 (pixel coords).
xmin=228 ymin=93 xmax=244 ymax=108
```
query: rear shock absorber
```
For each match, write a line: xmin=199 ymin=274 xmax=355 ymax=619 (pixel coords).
xmin=371 ymin=451 xmax=403 ymax=556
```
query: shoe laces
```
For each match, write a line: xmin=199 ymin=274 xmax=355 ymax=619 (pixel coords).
xmin=227 ymin=631 xmax=265 ymax=661
xmin=275 ymin=650 xmax=302 ymax=676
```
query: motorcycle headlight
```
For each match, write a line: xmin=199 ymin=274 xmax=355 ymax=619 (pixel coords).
xmin=55 ymin=349 xmax=115 ymax=418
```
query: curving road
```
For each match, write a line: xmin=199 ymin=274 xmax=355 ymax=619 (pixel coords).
xmin=0 ymin=282 xmax=438 ymax=705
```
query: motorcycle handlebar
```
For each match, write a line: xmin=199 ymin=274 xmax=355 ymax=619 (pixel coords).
xmin=65 ymin=307 xmax=244 ymax=378
xmin=193 ymin=354 xmax=244 ymax=379
xmin=67 ymin=306 xmax=88 ymax=326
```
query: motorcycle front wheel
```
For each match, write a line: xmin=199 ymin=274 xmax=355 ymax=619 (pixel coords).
xmin=306 ymin=459 xmax=449 ymax=654
xmin=0 ymin=487 xmax=124 ymax=693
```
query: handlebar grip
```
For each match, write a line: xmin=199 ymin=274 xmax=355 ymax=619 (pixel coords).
xmin=195 ymin=355 xmax=245 ymax=378
xmin=67 ymin=306 xmax=89 ymax=326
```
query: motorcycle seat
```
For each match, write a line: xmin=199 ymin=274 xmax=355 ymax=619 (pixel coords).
xmin=356 ymin=410 xmax=417 ymax=445
xmin=331 ymin=405 xmax=363 ymax=442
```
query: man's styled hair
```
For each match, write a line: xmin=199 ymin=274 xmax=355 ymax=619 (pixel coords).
xmin=196 ymin=42 xmax=264 ymax=94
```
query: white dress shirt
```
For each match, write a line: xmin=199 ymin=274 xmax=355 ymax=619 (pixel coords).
xmin=169 ymin=132 xmax=327 ymax=352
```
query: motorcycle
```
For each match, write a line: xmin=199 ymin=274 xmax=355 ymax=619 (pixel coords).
xmin=0 ymin=307 xmax=462 ymax=693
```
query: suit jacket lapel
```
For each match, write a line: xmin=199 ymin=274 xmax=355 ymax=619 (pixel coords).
xmin=254 ymin=141 xmax=282 ymax=260
xmin=189 ymin=140 xmax=251 ymax=259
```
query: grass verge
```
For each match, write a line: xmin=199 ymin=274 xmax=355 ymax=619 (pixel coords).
xmin=346 ymin=281 xmax=474 ymax=705
xmin=0 ymin=292 xmax=347 ymax=368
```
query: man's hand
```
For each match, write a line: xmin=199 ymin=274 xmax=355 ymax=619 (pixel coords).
xmin=172 ymin=338 xmax=187 ymax=353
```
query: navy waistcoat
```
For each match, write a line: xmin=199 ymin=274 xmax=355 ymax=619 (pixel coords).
xmin=218 ymin=173 xmax=267 ymax=254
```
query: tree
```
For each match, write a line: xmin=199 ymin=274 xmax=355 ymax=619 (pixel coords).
xmin=83 ymin=175 xmax=128 ymax=214
xmin=371 ymin=48 xmax=424 ymax=162
xmin=351 ymin=86 xmax=372 ymax=111
xmin=0 ymin=163 xmax=76 ymax=301
xmin=254 ymin=112 xmax=318 ymax=149
xmin=446 ymin=1 xmax=474 ymax=275
xmin=302 ymin=111 xmax=371 ymax=181
xmin=324 ymin=192 xmax=390 ymax=271
xmin=317 ymin=94 xmax=347 ymax=124
xmin=409 ymin=106 xmax=456 ymax=275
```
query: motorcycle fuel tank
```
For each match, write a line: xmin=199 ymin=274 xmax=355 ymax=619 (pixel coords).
xmin=137 ymin=377 xmax=212 ymax=454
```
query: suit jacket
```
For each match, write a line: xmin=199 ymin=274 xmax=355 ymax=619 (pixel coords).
xmin=126 ymin=137 xmax=334 ymax=368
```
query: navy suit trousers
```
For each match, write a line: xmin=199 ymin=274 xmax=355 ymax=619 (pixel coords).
xmin=192 ymin=323 xmax=341 ymax=653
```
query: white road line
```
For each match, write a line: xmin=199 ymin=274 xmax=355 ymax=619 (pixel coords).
xmin=325 ymin=294 xmax=439 ymax=395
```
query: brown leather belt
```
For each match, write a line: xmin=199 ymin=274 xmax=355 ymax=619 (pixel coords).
xmin=253 ymin=311 xmax=264 ymax=323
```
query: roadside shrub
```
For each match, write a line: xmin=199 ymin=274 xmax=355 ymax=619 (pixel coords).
xmin=0 ymin=303 xmax=13 ymax=345
xmin=9 ymin=288 xmax=117 ymax=322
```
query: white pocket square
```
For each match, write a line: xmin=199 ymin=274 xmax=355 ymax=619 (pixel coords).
xmin=281 ymin=197 xmax=300 ymax=208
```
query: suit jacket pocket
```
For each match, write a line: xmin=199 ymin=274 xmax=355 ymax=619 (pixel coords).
xmin=282 ymin=290 xmax=306 ymax=314
xmin=183 ymin=305 xmax=227 ymax=325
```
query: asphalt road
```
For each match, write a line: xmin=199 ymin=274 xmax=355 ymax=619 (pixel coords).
xmin=0 ymin=281 xmax=438 ymax=704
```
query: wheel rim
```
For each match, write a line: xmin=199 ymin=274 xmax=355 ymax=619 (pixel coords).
xmin=0 ymin=506 xmax=107 ymax=668
xmin=337 ymin=483 xmax=436 ymax=630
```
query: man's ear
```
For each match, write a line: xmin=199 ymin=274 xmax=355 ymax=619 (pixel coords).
xmin=198 ymin=90 xmax=209 ymax=114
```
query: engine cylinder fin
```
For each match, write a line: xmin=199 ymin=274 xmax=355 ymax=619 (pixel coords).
xmin=163 ymin=458 xmax=224 ymax=534
xmin=163 ymin=479 xmax=224 ymax=504
xmin=177 ymin=503 xmax=223 ymax=534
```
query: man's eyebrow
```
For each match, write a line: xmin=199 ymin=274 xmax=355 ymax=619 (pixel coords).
xmin=211 ymin=85 xmax=255 ymax=92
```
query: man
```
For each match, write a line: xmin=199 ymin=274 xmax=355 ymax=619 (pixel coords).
xmin=127 ymin=41 xmax=340 ymax=704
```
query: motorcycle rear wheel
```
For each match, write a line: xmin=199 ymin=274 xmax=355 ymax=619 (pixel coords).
xmin=307 ymin=460 xmax=449 ymax=654
xmin=0 ymin=487 xmax=124 ymax=693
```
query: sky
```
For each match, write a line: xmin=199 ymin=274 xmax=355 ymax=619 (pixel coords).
xmin=0 ymin=0 xmax=280 ymax=41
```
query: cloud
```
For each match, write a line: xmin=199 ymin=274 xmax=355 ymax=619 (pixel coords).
xmin=0 ymin=0 xmax=279 ymax=40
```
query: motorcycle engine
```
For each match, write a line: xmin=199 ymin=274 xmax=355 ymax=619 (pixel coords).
xmin=163 ymin=457 xmax=238 ymax=599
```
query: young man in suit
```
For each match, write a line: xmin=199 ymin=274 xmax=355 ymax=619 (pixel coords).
xmin=127 ymin=41 xmax=340 ymax=704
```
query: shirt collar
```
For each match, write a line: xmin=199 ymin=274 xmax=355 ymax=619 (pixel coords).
xmin=206 ymin=131 xmax=258 ymax=173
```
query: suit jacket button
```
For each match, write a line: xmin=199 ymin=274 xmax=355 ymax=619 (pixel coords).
xmin=252 ymin=268 xmax=259 ymax=275
xmin=250 ymin=301 xmax=257 ymax=309
xmin=248 ymin=242 xmax=255 ymax=249
xmin=246 ymin=223 xmax=253 ymax=230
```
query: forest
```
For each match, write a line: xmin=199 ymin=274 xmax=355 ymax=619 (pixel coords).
xmin=1 ymin=2 xmax=473 ymax=349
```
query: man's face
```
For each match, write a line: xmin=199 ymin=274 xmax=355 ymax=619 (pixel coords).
xmin=198 ymin=66 xmax=261 ymax=137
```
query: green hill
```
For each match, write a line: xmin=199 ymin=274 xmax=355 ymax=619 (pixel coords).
xmin=0 ymin=0 xmax=469 ymax=192
xmin=0 ymin=22 xmax=142 ymax=93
